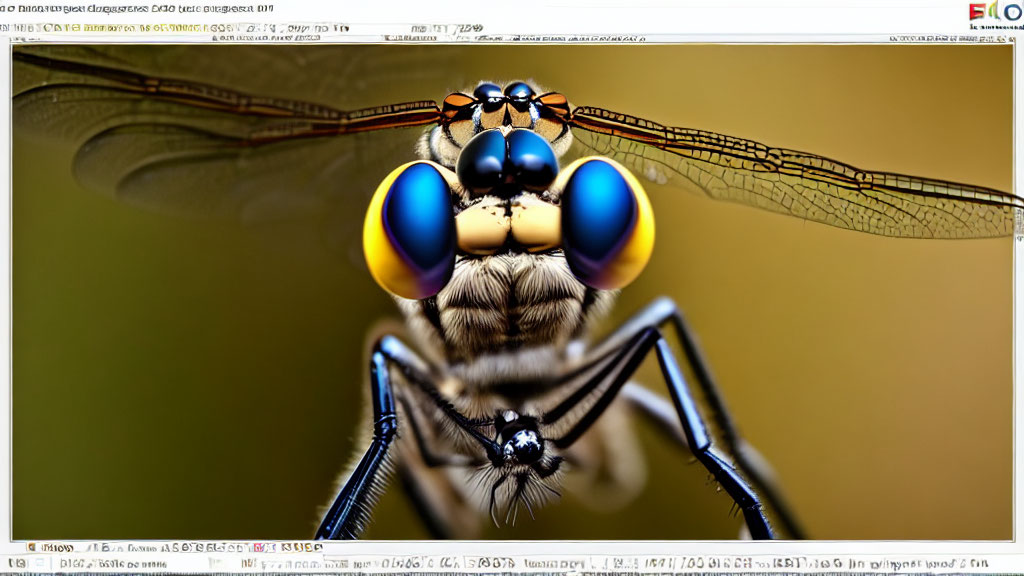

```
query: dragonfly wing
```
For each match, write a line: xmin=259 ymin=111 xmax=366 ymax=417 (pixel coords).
xmin=569 ymin=106 xmax=1020 ymax=239
xmin=13 ymin=45 xmax=464 ymax=259
xmin=14 ymin=44 xmax=464 ymax=110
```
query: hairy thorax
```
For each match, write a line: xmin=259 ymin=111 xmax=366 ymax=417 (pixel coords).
xmin=395 ymin=251 xmax=614 ymax=389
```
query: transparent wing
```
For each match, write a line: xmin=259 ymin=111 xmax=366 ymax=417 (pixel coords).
xmin=569 ymin=106 xmax=1021 ymax=239
xmin=13 ymin=44 xmax=462 ymax=113
xmin=13 ymin=45 xmax=465 ymax=252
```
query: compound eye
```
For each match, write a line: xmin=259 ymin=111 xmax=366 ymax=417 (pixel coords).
xmin=474 ymin=82 xmax=505 ymax=113
xmin=363 ymin=161 xmax=456 ymax=299
xmin=559 ymin=157 xmax=654 ymax=290
xmin=504 ymin=81 xmax=535 ymax=101
xmin=473 ymin=82 xmax=503 ymax=102
xmin=456 ymin=129 xmax=507 ymax=195
xmin=504 ymin=81 xmax=536 ymax=112
xmin=506 ymin=129 xmax=558 ymax=192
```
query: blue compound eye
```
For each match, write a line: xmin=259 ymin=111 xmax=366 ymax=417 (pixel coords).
xmin=363 ymin=162 xmax=456 ymax=299
xmin=457 ymin=129 xmax=559 ymax=196
xmin=457 ymin=129 xmax=507 ymax=196
xmin=474 ymin=82 xmax=505 ymax=113
xmin=503 ymin=81 xmax=536 ymax=112
xmin=506 ymin=129 xmax=558 ymax=193
xmin=559 ymin=157 xmax=655 ymax=290
xmin=504 ymin=81 xmax=535 ymax=101
xmin=473 ymin=82 xmax=504 ymax=102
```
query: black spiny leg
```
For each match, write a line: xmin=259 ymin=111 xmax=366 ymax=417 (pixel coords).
xmin=315 ymin=348 xmax=398 ymax=540
xmin=542 ymin=327 xmax=774 ymax=539
xmin=316 ymin=336 xmax=501 ymax=540
xmin=653 ymin=337 xmax=772 ymax=539
xmin=587 ymin=297 xmax=805 ymax=539
xmin=394 ymin=394 xmax=484 ymax=539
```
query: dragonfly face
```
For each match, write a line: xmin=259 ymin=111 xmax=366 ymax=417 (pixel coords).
xmin=366 ymin=81 xmax=653 ymax=382
xmin=425 ymin=81 xmax=574 ymax=166
xmin=12 ymin=45 xmax=1014 ymax=540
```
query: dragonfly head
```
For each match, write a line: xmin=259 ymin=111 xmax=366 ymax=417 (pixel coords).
xmin=362 ymin=83 xmax=654 ymax=368
xmin=422 ymin=81 xmax=574 ymax=171
xmin=363 ymin=156 xmax=654 ymax=372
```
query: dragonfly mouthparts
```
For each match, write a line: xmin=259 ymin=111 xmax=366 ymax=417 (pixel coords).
xmin=455 ymin=194 xmax=561 ymax=256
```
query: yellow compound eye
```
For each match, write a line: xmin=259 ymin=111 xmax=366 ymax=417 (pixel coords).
xmin=363 ymin=161 xmax=456 ymax=299
xmin=558 ymin=157 xmax=655 ymax=290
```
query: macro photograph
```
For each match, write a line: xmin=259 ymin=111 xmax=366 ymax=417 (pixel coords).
xmin=12 ymin=43 xmax=1013 ymax=540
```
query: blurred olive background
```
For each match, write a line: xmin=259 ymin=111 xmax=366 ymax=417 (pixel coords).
xmin=12 ymin=45 xmax=1011 ymax=540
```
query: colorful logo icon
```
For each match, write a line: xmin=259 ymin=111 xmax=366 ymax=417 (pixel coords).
xmin=970 ymin=1 xmax=1023 ymax=20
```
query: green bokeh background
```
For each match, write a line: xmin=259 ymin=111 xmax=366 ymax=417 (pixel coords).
xmin=12 ymin=44 xmax=1012 ymax=540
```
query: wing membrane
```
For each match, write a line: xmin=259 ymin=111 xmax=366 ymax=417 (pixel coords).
xmin=14 ymin=44 xmax=461 ymax=109
xmin=14 ymin=48 xmax=442 ymax=143
xmin=13 ymin=44 xmax=464 ymax=265
xmin=570 ymin=106 xmax=1020 ymax=239
xmin=13 ymin=46 xmax=446 ymax=233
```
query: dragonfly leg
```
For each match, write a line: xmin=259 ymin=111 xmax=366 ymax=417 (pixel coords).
xmin=315 ymin=341 xmax=401 ymax=540
xmin=594 ymin=297 xmax=805 ymax=539
xmin=316 ymin=335 xmax=496 ymax=540
xmin=393 ymin=394 xmax=483 ymax=539
xmin=545 ymin=327 xmax=774 ymax=539
xmin=396 ymin=394 xmax=480 ymax=468
xmin=649 ymin=336 xmax=774 ymax=539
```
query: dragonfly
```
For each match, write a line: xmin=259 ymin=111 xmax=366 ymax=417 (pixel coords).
xmin=13 ymin=44 xmax=1019 ymax=540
